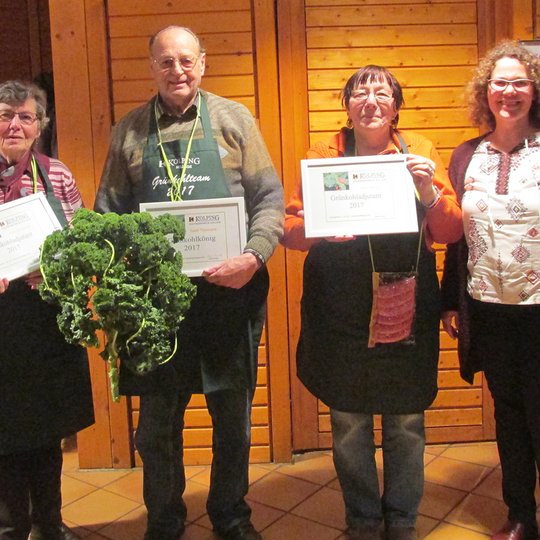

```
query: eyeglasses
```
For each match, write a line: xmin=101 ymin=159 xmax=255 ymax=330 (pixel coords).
xmin=0 ymin=110 xmax=39 ymax=126
xmin=152 ymin=55 xmax=201 ymax=72
xmin=350 ymin=90 xmax=394 ymax=104
xmin=488 ymin=78 xmax=534 ymax=91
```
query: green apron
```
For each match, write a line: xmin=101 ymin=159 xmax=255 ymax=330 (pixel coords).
xmin=120 ymin=93 xmax=268 ymax=396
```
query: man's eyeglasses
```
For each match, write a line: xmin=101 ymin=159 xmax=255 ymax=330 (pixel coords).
xmin=0 ymin=111 xmax=39 ymax=126
xmin=488 ymin=78 xmax=534 ymax=91
xmin=350 ymin=90 xmax=394 ymax=104
xmin=152 ymin=55 xmax=201 ymax=72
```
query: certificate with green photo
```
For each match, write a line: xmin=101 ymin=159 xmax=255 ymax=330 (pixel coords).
xmin=301 ymin=154 xmax=418 ymax=237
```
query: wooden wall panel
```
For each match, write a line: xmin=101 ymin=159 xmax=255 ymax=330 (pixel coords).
xmin=305 ymin=0 xmax=479 ymax=167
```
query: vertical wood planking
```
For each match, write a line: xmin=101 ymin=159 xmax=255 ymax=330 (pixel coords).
xmin=277 ymin=0 xmax=321 ymax=451
xmin=252 ymin=0 xmax=293 ymax=463
xmin=49 ymin=0 xmax=114 ymax=468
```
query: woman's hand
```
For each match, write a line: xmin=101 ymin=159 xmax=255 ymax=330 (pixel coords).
xmin=441 ymin=310 xmax=459 ymax=339
xmin=406 ymin=154 xmax=438 ymax=206
xmin=25 ymin=270 xmax=43 ymax=290
xmin=0 ymin=278 xmax=9 ymax=294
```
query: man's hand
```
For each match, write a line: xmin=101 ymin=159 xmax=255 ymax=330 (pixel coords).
xmin=202 ymin=252 xmax=261 ymax=289
xmin=25 ymin=270 xmax=43 ymax=290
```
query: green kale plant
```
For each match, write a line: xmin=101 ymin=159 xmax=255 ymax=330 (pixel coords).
xmin=39 ymin=208 xmax=196 ymax=402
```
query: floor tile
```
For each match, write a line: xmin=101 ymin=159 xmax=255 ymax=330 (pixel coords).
xmin=439 ymin=443 xmax=500 ymax=468
xmin=424 ymin=521 xmax=490 ymax=539
xmin=424 ymin=456 xmax=490 ymax=492
xmin=62 ymin=490 xmax=141 ymax=531
xmin=417 ymin=514 xmax=440 ymax=538
xmin=291 ymin=486 xmax=347 ymax=530
xmin=61 ymin=475 xmax=102 ymax=506
xmin=56 ymin=442 xmax=520 ymax=540
xmin=419 ymin=481 xmax=468 ymax=520
xmin=102 ymin=470 xmax=144 ymax=504
xmin=262 ymin=513 xmax=342 ymax=540
xmin=473 ymin=468 xmax=503 ymax=501
xmin=247 ymin=471 xmax=322 ymax=511
xmin=63 ymin=468 xmax=132 ymax=488
xmin=424 ymin=444 xmax=450 ymax=457
xmin=97 ymin=505 xmax=147 ymax=540
xmin=445 ymin=493 xmax=507 ymax=535
xmin=277 ymin=452 xmax=337 ymax=485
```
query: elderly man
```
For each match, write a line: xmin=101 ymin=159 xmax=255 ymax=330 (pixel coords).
xmin=95 ymin=26 xmax=283 ymax=540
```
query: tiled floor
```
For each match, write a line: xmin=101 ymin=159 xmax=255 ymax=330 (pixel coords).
xmin=59 ymin=442 xmax=540 ymax=540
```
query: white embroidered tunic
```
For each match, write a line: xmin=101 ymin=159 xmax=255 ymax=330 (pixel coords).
xmin=462 ymin=134 xmax=540 ymax=304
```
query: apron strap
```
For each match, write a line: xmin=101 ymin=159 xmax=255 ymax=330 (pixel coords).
xmin=32 ymin=154 xmax=68 ymax=227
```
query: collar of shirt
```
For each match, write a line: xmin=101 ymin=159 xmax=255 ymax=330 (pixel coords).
xmin=156 ymin=94 xmax=199 ymax=125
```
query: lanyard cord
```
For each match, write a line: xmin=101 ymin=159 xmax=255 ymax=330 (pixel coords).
xmin=154 ymin=93 xmax=201 ymax=201
xmin=367 ymin=229 xmax=423 ymax=273
xmin=30 ymin=154 xmax=38 ymax=194
xmin=365 ymin=131 xmax=422 ymax=272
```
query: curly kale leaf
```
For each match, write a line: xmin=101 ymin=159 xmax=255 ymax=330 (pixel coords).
xmin=39 ymin=209 xmax=196 ymax=401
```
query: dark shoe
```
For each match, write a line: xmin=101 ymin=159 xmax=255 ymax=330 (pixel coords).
xmin=216 ymin=521 xmax=262 ymax=540
xmin=143 ymin=524 xmax=185 ymax=540
xmin=346 ymin=525 xmax=382 ymax=540
xmin=385 ymin=525 xmax=419 ymax=540
xmin=492 ymin=521 xmax=538 ymax=540
xmin=28 ymin=523 xmax=80 ymax=540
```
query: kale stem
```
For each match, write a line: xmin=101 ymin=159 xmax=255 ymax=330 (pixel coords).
xmin=106 ymin=329 xmax=120 ymax=403
xmin=103 ymin=238 xmax=115 ymax=279
xmin=158 ymin=333 xmax=178 ymax=366
xmin=126 ymin=318 xmax=146 ymax=347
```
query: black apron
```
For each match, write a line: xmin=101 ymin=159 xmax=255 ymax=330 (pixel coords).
xmin=296 ymin=129 xmax=440 ymax=413
xmin=0 ymin=156 xmax=93 ymax=454
xmin=119 ymin=93 xmax=268 ymax=395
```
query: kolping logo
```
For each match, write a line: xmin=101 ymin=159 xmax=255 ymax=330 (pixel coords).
xmin=188 ymin=214 xmax=221 ymax=224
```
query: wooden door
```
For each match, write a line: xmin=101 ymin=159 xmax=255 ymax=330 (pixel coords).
xmin=277 ymin=0 xmax=527 ymax=452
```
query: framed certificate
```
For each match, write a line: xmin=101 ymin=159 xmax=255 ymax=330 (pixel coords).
xmin=301 ymin=154 xmax=418 ymax=237
xmin=140 ymin=197 xmax=247 ymax=277
xmin=0 ymin=192 xmax=63 ymax=280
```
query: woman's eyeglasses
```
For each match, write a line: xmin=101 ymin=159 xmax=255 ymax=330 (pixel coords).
xmin=350 ymin=90 xmax=394 ymax=104
xmin=488 ymin=78 xmax=534 ymax=91
xmin=0 ymin=111 xmax=38 ymax=126
xmin=152 ymin=55 xmax=201 ymax=72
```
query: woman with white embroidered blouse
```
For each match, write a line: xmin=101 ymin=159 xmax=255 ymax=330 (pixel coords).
xmin=441 ymin=41 xmax=540 ymax=540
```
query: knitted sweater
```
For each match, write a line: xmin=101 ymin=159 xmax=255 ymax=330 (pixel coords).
xmin=95 ymin=90 xmax=283 ymax=262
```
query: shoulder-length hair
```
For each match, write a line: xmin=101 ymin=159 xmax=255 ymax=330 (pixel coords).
xmin=468 ymin=40 xmax=540 ymax=129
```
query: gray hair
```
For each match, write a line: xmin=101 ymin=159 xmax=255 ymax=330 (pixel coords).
xmin=148 ymin=26 xmax=206 ymax=56
xmin=0 ymin=80 xmax=49 ymax=129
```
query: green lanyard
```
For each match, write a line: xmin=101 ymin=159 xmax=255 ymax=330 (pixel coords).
xmin=154 ymin=93 xmax=201 ymax=201
xmin=30 ymin=155 xmax=38 ymax=193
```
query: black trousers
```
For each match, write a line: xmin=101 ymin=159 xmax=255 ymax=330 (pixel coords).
xmin=0 ymin=442 xmax=63 ymax=540
xmin=470 ymin=299 xmax=540 ymax=535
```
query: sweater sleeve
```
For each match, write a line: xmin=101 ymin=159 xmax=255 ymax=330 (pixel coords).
xmin=403 ymin=132 xmax=463 ymax=245
xmin=281 ymin=137 xmax=341 ymax=251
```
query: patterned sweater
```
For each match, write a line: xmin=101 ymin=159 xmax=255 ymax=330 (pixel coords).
xmin=95 ymin=90 xmax=283 ymax=262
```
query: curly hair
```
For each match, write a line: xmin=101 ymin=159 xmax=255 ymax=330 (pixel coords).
xmin=341 ymin=65 xmax=404 ymax=127
xmin=0 ymin=80 xmax=49 ymax=130
xmin=468 ymin=40 xmax=540 ymax=129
